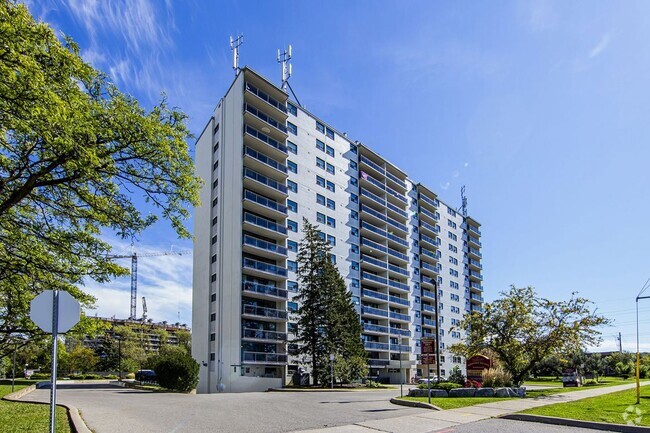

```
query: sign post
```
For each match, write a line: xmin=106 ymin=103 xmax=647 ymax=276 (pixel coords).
xmin=421 ymin=338 xmax=435 ymax=404
xmin=30 ymin=290 xmax=80 ymax=433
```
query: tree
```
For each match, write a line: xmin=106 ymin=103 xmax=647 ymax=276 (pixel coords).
xmin=151 ymin=349 xmax=199 ymax=392
xmin=616 ymin=361 xmax=634 ymax=379
xmin=294 ymin=218 xmax=366 ymax=385
xmin=67 ymin=345 xmax=98 ymax=374
xmin=450 ymin=286 xmax=610 ymax=386
xmin=0 ymin=2 xmax=200 ymax=357
xmin=584 ymin=353 xmax=606 ymax=382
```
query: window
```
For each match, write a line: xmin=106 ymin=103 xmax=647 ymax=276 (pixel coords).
xmin=211 ymin=255 xmax=217 ymax=263
xmin=351 ymin=177 xmax=358 ymax=186
xmin=212 ymin=216 xmax=218 ymax=226
xmin=352 ymin=296 xmax=360 ymax=305
xmin=449 ymin=257 xmax=458 ymax=265
xmin=316 ymin=157 xmax=325 ymax=169
xmin=213 ymin=142 xmax=219 ymax=152
xmin=326 ymin=198 xmax=335 ymax=210
xmin=448 ymin=244 xmax=458 ymax=253
xmin=351 ymin=244 xmax=359 ymax=254
xmin=351 ymin=227 xmax=359 ymax=237
xmin=288 ymin=301 xmax=298 ymax=312
xmin=447 ymin=219 xmax=457 ymax=229
xmin=447 ymin=207 xmax=457 ymax=217
xmin=450 ymin=294 xmax=460 ymax=301
xmin=351 ymin=210 xmax=358 ymax=220
xmin=288 ymin=322 xmax=298 ymax=333
xmin=287 ymin=141 xmax=297 ymax=154
xmin=287 ymin=220 xmax=298 ymax=232
xmin=213 ymin=160 xmax=219 ymax=170
xmin=326 ymin=127 xmax=334 ymax=139
xmin=326 ymin=216 xmax=336 ymax=228
xmin=287 ymin=102 xmax=297 ymax=115
xmin=211 ymin=235 xmax=218 ymax=245
xmin=287 ymin=200 xmax=298 ymax=212
xmin=350 ymin=161 xmax=358 ymax=170
xmin=210 ymin=333 xmax=216 ymax=341
xmin=211 ymin=293 xmax=217 ymax=302
xmin=287 ymin=180 xmax=297 ymax=193
xmin=287 ymin=260 xmax=297 ymax=272
xmin=448 ymin=232 xmax=457 ymax=241
xmin=211 ymin=274 xmax=216 ymax=282
xmin=326 ymin=180 xmax=335 ymax=192
xmin=350 ymin=143 xmax=358 ymax=154
xmin=449 ymin=269 xmax=459 ymax=277
xmin=316 ymin=212 xmax=326 ymax=224
xmin=451 ymin=306 xmax=460 ymax=314
xmin=326 ymin=145 xmax=334 ymax=157
xmin=327 ymin=235 xmax=336 ymax=246
xmin=212 ymin=197 xmax=218 ymax=207
xmin=316 ymin=139 xmax=325 ymax=151
xmin=316 ymin=175 xmax=325 ymax=187
xmin=317 ymin=231 xmax=326 ymax=241
xmin=351 ymin=194 xmax=358 ymax=203
xmin=326 ymin=163 xmax=335 ymax=174
xmin=214 ymin=123 xmax=219 ymax=134
xmin=329 ymin=254 xmax=336 ymax=264
xmin=351 ymin=261 xmax=359 ymax=271
xmin=450 ymin=281 xmax=459 ymax=289
xmin=286 ymin=161 xmax=297 ymax=174
xmin=287 ymin=122 xmax=297 ymax=135
xmin=316 ymin=194 xmax=326 ymax=206
xmin=288 ymin=240 xmax=298 ymax=252
xmin=210 ymin=313 xmax=216 ymax=321
xmin=316 ymin=121 xmax=325 ymax=133
xmin=288 ymin=281 xmax=298 ymax=292
xmin=351 ymin=278 xmax=359 ymax=288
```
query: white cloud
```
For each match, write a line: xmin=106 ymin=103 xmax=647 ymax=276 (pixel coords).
xmin=464 ymin=162 xmax=469 ymax=167
xmin=452 ymin=170 xmax=460 ymax=178
xmin=440 ymin=182 xmax=451 ymax=190
xmin=589 ymin=33 xmax=610 ymax=59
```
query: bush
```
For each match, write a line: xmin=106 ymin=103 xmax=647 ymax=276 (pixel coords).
xmin=448 ymin=366 xmax=466 ymax=385
xmin=418 ymin=381 xmax=462 ymax=391
xmin=105 ymin=374 xmax=118 ymax=379
xmin=68 ymin=374 xmax=84 ymax=379
xmin=365 ymin=379 xmax=382 ymax=388
xmin=151 ymin=351 xmax=199 ymax=392
xmin=83 ymin=374 xmax=102 ymax=380
xmin=30 ymin=373 xmax=50 ymax=380
xmin=481 ymin=367 xmax=513 ymax=388
xmin=125 ymin=372 xmax=135 ymax=379
xmin=640 ymin=364 xmax=648 ymax=379
xmin=615 ymin=361 xmax=634 ymax=379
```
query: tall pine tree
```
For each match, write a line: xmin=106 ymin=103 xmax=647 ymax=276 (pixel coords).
xmin=294 ymin=218 xmax=366 ymax=385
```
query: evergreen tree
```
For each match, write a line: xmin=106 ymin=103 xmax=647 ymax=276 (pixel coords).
xmin=294 ymin=218 xmax=366 ymax=385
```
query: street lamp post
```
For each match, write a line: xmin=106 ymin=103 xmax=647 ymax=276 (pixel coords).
xmin=399 ymin=342 xmax=403 ymax=398
xmin=117 ymin=336 xmax=122 ymax=380
xmin=329 ymin=354 xmax=334 ymax=389
xmin=433 ymin=280 xmax=441 ymax=381
xmin=11 ymin=341 xmax=17 ymax=393
xmin=636 ymin=279 xmax=650 ymax=404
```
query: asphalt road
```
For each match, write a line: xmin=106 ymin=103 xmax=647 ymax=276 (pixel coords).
xmin=21 ymin=384 xmax=427 ymax=433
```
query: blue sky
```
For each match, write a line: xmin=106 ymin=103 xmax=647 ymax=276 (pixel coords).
xmin=27 ymin=0 xmax=650 ymax=351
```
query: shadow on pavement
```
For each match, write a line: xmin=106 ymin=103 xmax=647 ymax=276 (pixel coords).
xmin=36 ymin=383 xmax=122 ymax=390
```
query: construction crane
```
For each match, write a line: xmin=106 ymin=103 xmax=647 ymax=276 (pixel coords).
xmin=106 ymin=251 xmax=186 ymax=320
xmin=142 ymin=297 xmax=148 ymax=321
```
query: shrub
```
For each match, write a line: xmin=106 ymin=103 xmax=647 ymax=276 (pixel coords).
xmin=151 ymin=350 xmax=199 ymax=392
xmin=481 ymin=367 xmax=513 ymax=388
xmin=417 ymin=381 xmax=462 ymax=391
xmin=83 ymin=374 xmax=102 ymax=380
xmin=639 ymin=365 xmax=648 ymax=379
xmin=105 ymin=374 xmax=118 ymax=379
xmin=30 ymin=373 xmax=50 ymax=380
xmin=68 ymin=374 xmax=84 ymax=380
xmin=125 ymin=372 xmax=135 ymax=379
xmin=615 ymin=361 xmax=634 ymax=379
xmin=448 ymin=366 xmax=466 ymax=385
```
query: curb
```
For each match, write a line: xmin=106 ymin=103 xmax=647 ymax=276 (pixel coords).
xmin=389 ymin=397 xmax=441 ymax=411
xmin=267 ymin=387 xmax=395 ymax=392
xmin=501 ymin=414 xmax=650 ymax=432
xmin=2 ymin=384 xmax=92 ymax=433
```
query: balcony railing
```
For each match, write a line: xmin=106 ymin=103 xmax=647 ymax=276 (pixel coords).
xmin=388 ymin=263 xmax=409 ymax=277
xmin=360 ymin=204 xmax=409 ymax=233
xmin=361 ymin=254 xmax=387 ymax=269
xmin=386 ymin=171 xmax=407 ymax=189
xmin=244 ymin=212 xmax=287 ymax=235
xmin=388 ymin=295 xmax=409 ymax=306
xmin=242 ymin=281 xmax=287 ymax=299
xmin=244 ymin=103 xmax=288 ymax=133
xmin=468 ymin=225 xmax=482 ymax=236
xmin=244 ymin=146 xmax=287 ymax=174
xmin=360 ymin=155 xmax=384 ymax=174
xmin=364 ymin=341 xmax=390 ymax=351
xmin=419 ymin=194 xmax=439 ymax=209
xmin=389 ymin=311 xmax=410 ymax=321
xmin=470 ymin=293 xmax=484 ymax=302
xmin=420 ymin=221 xmax=440 ymax=234
xmin=390 ymin=344 xmax=411 ymax=353
xmin=245 ymin=125 xmax=288 ymax=154
xmin=420 ymin=235 xmax=440 ymax=248
xmin=243 ymin=235 xmax=287 ymax=255
xmin=470 ymin=271 xmax=483 ymax=280
xmin=421 ymin=248 xmax=439 ymax=260
xmin=422 ymin=290 xmax=436 ymax=299
xmin=363 ymin=323 xmax=389 ymax=334
xmin=423 ymin=318 xmax=436 ymax=327
xmin=470 ymin=282 xmax=483 ymax=291
xmin=245 ymin=82 xmax=287 ymax=113
xmin=362 ymin=288 xmax=388 ymax=301
xmin=243 ymin=189 xmax=287 ymax=215
xmin=387 ymin=247 xmax=408 ymax=262
xmin=362 ymin=271 xmax=388 ymax=285
xmin=419 ymin=207 xmax=439 ymax=221
xmin=242 ymin=257 xmax=287 ymax=277
xmin=368 ymin=359 xmax=390 ymax=366
xmin=386 ymin=201 xmax=408 ymax=219
xmin=389 ymin=327 xmax=411 ymax=337
xmin=242 ymin=328 xmax=287 ymax=341
xmin=242 ymin=351 xmax=287 ymax=364
xmin=362 ymin=306 xmax=388 ymax=317
xmin=422 ymin=304 xmax=436 ymax=313
xmin=244 ymin=168 xmax=287 ymax=194
xmin=468 ymin=236 xmax=481 ymax=247
xmin=361 ymin=237 xmax=388 ymax=254
xmin=470 ymin=305 xmax=484 ymax=313
xmin=360 ymin=188 xmax=386 ymax=207
xmin=469 ymin=247 xmax=482 ymax=258
xmin=388 ymin=279 xmax=409 ymax=291
xmin=242 ymin=304 xmax=288 ymax=320
xmin=421 ymin=262 xmax=439 ymax=272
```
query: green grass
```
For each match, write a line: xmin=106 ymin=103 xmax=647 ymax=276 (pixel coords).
xmin=400 ymin=396 xmax=513 ymax=410
xmin=525 ymin=377 xmax=642 ymax=399
xmin=0 ymin=383 xmax=71 ymax=433
xmin=521 ymin=386 xmax=650 ymax=426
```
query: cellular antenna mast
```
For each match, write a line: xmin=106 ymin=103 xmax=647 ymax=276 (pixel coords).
xmin=460 ymin=185 xmax=468 ymax=217
xmin=230 ymin=34 xmax=243 ymax=75
xmin=277 ymin=44 xmax=292 ymax=92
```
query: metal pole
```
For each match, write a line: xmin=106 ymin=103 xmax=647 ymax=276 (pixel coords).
xmin=49 ymin=290 xmax=59 ymax=433
xmin=11 ymin=341 xmax=17 ymax=393
xmin=330 ymin=354 xmax=334 ymax=389
xmin=399 ymin=342 xmax=403 ymax=398
xmin=433 ymin=280 xmax=441 ymax=380
xmin=118 ymin=337 xmax=122 ymax=380
xmin=427 ymin=361 xmax=431 ymax=405
xmin=636 ymin=298 xmax=640 ymax=405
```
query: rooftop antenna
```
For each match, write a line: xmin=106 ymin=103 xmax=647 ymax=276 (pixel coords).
xmin=460 ymin=185 xmax=468 ymax=218
xmin=277 ymin=44 xmax=292 ymax=91
xmin=230 ymin=34 xmax=243 ymax=75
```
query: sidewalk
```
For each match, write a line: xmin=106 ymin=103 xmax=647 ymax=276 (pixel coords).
xmin=294 ymin=382 xmax=650 ymax=433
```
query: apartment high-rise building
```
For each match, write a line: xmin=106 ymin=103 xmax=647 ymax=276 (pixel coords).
xmin=192 ymin=67 xmax=483 ymax=393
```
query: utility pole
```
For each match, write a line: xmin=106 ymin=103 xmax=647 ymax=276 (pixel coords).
xmin=618 ymin=332 xmax=623 ymax=353
xmin=636 ymin=278 xmax=650 ymax=404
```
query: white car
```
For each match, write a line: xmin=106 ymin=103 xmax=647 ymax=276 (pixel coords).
xmin=418 ymin=376 xmax=444 ymax=384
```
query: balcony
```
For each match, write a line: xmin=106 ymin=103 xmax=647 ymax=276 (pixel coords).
xmin=421 ymin=262 xmax=439 ymax=274
xmin=388 ymin=263 xmax=409 ymax=277
xmin=242 ymin=257 xmax=287 ymax=280
xmin=242 ymin=351 xmax=287 ymax=364
xmin=468 ymin=247 xmax=482 ymax=259
xmin=361 ymin=237 xmax=388 ymax=254
xmin=389 ymin=311 xmax=410 ymax=322
xmin=386 ymin=201 xmax=408 ymax=219
xmin=421 ymin=276 xmax=437 ymax=287
xmin=387 ymin=247 xmax=408 ymax=263
xmin=468 ymin=258 xmax=482 ymax=271
xmin=388 ymin=294 xmax=409 ymax=307
xmin=244 ymin=125 xmax=288 ymax=160
xmin=470 ymin=293 xmax=483 ymax=302
xmin=467 ymin=236 xmax=482 ymax=248
xmin=243 ymin=234 xmax=287 ymax=259
xmin=362 ymin=306 xmax=389 ymax=318
xmin=470 ymin=270 xmax=483 ymax=281
xmin=468 ymin=225 xmax=482 ymax=236
xmin=363 ymin=323 xmax=389 ymax=334
xmin=244 ymin=168 xmax=287 ymax=200
xmin=368 ymin=359 xmax=390 ymax=366
xmin=243 ymin=189 xmax=287 ymax=219
xmin=389 ymin=327 xmax=411 ymax=337
xmin=243 ymin=146 xmax=288 ymax=178
xmin=390 ymin=344 xmax=411 ymax=353
xmin=419 ymin=207 xmax=439 ymax=223
xmin=361 ymin=271 xmax=388 ymax=287
xmin=361 ymin=254 xmax=388 ymax=270
xmin=364 ymin=341 xmax=390 ymax=351
xmin=242 ymin=305 xmax=288 ymax=321
xmin=420 ymin=234 xmax=439 ymax=249
xmin=422 ymin=303 xmax=436 ymax=313
xmin=469 ymin=282 xmax=483 ymax=292
xmin=362 ymin=288 xmax=388 ymax=302
xmin=360 ymin=204 xmax=408 ymax=233
xmin=244 ymin=103 xmax=288 ymax=135
xmin=419 ymin=193 xmax=439 ymax=209
xmin=360 ymin=155 xmax=385 ymax=177
xmin=422 ymin=290 xmax=436 ymax=300
xmin=242 ymin=327 xmax=287 ymax=342
xmin=420 ymin=221 xmax=440 ymax=235
xmin=243 ymin=212 xmax=287 ymax=239
xmin=470 ymin=305 xmax=484 ymax=313
xmin=244 ymin=82 xmax=287 ymax=115
xmin=388 ymin=279 xmax=409 ymax=292
xmin=242 ymin=281 xmax=287 ymax=300
xmin=386 ymin=170 xmax=407 ymax=190
xmin=360 ymin=188 xmax=386 ymax=208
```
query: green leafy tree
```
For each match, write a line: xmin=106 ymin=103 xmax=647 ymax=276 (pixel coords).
xmin=532 ymin=354 xmax=563 ymax=378
xmin=615 ymin=361 xmax=634 ymax=379
xmin=447 ymin=365 xmax=466 ymax=385
xmin=0 ymin=1 xmax=200 ymax=358
xmin=583 ymin=353 xmax=606 ymax=382
xmin=67 ymin=345 xmax=98 ymax=374
xmin=450 ymin=286 xmax=610 ymax=386
xmin=151 ymin=349 xmax=199 ymax=392
xmin=294 ymin=218 xmax=366 ymax=385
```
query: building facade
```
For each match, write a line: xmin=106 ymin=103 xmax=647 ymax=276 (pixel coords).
xmin=192 ymin=67 xmax=483 ymax=393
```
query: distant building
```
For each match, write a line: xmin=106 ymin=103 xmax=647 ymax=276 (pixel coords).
xmin=82 ymin=317 xmax=190 ymax=353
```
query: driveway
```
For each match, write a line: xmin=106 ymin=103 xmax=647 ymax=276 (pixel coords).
xmin=21 ymin=384 xmax=426 ymax=433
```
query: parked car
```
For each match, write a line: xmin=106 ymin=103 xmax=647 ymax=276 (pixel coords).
xmin=418 ymin=376 xmax=444 ymax=384
xmin=134 ymin=369 xmax=157 ymax=382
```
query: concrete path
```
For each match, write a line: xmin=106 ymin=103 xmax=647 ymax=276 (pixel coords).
xmin=295 ymin=382 xmax=650 ymax=433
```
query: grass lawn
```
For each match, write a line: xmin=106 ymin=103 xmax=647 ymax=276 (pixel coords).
xmin=400 ymin=396 xmax=513 ymax=410
xmin=521 ymin=386 xmax=650 ymax=426
xmin=525 ymin=377 xmax=642 ymax=399
xmin=0 ymin=382 xmax=71 ymax=433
